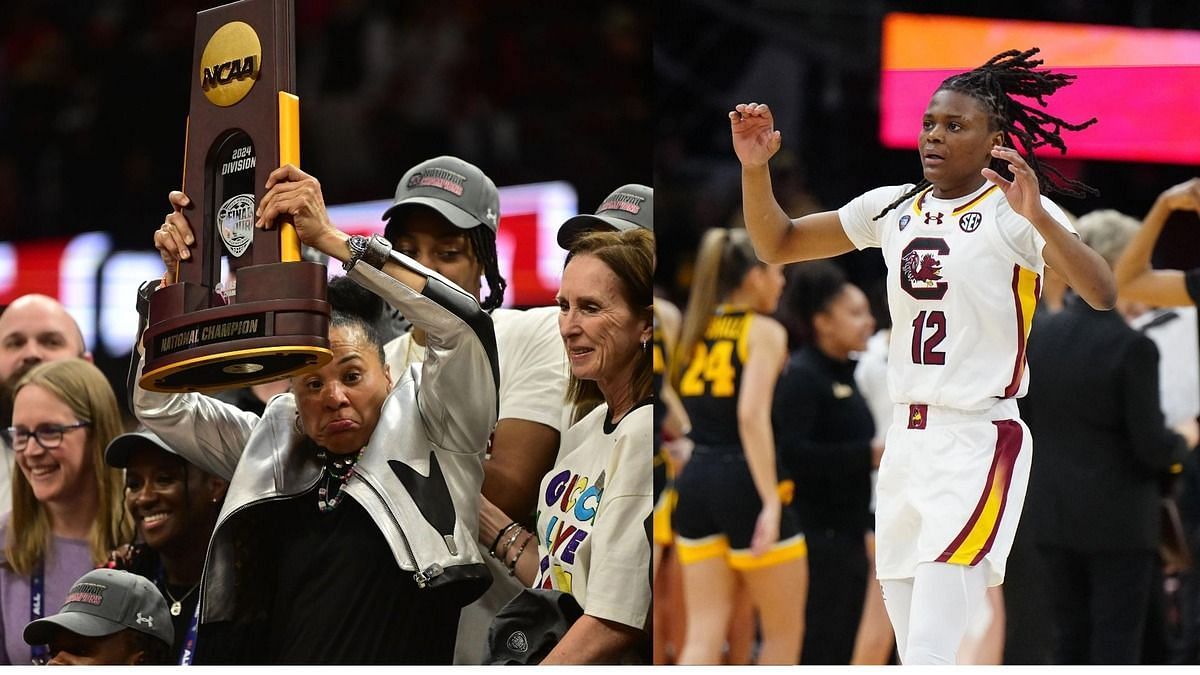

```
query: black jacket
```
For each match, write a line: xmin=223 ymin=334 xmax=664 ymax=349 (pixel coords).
xmin=772 ymin=345 xmax=875 ymax=533
xmin=1020 ymin=297 xmax=1188 ymax=552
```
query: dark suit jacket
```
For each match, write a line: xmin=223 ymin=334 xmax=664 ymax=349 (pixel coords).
xmin=1020 ymin=297 xmax=1188 ymax=552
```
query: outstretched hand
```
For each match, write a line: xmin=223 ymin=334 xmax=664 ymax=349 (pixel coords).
xmin=729 ymin=102 xmax=782 ymax=169
xmin=982 ymin=146 xmax=1044 ymax=220
xmin=1156 ymin=177 xmax=1200 ymax=214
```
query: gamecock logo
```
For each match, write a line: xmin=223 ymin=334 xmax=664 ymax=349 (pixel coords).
xmin=900 ymin=237 xmax=949 ymax=300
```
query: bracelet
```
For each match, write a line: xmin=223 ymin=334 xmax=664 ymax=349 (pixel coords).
xmin=507 ymin=532 xmax=534 ymax=576
xmin=489 ymin=521 xmax=519 ymax=558
xmin=498 ymin=525 xmax=524 ymax=559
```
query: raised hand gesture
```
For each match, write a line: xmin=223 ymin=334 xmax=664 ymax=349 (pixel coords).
xmin=1156 ymin=177 xmax=1200 ymax=214
xmin=982 ymin=146 xmax=1044 ymax=220
xmin=730 ymin=102 xmax=782 ymax=169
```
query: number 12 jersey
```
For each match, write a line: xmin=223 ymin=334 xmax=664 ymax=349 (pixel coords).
xmin=838 ymin=181 xmax=1076 ymax=411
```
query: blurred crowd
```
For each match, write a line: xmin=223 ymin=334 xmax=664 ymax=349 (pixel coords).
xmin=0 ymin=0 xmax=649 ymax=247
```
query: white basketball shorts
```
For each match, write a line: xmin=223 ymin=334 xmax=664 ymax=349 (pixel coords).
xmin=875 ymin=398 xmax=1032 ymax=586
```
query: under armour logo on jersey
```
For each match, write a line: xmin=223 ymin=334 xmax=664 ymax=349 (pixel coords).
xmin=485 ymin=207 xmax=497 ymax=224
xmin=136 ymin=613 xmax=153 ymax=628
xmin=924 ymin=211 xmax=944 ymax=225
xmin=959 ymin=211 xmax=982 ymax=232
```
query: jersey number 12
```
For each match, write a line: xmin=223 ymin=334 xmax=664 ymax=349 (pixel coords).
xmin=911 ymin=310 xmax=947 ymax=365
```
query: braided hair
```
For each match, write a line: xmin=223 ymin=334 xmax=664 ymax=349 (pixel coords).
xmin=384 ymin=208 xmax=508 ymax=311
xmin=873 ymin=47 xmax=1098 ymax=221
xmin=466 ymin=225 xmax=507 ymax=311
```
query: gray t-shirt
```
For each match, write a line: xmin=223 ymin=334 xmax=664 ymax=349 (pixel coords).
xmin=0 ymin=518 xmax=93 ymax=664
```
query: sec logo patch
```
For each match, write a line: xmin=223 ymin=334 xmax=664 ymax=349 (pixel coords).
xmin=959 ymin=211 xmax=982 ymax=233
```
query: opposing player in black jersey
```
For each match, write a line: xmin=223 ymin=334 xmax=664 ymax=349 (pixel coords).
xmin=670 ymin=228 xmax=807 ymax=665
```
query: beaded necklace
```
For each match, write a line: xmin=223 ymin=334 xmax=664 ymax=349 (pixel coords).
xmin=316 ymin=446 xmax=366 ymax=512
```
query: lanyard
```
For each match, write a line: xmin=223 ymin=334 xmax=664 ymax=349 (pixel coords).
xmin=178 ymin=599 xmax=200 ymax=665
xmin=30 ymin=564 xmax=47 ymax=665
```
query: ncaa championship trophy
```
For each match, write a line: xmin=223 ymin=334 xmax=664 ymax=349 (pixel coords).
xmin=140 ymin=0 xmax=332 ymax=392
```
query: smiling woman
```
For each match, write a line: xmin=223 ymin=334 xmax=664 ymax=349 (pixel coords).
xmin=103 ymin=429 xmax=228 ymax=665
xmin=477 ymin=228 xmax=654 ymax=664
xmin=0 ymin=359 xmax=131 ymax=665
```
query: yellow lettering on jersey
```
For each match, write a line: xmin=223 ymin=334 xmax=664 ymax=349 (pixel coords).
xmin=679 ymin=340 xmax=737 ymax=398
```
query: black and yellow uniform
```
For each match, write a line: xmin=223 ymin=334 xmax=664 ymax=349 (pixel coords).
xmin=653 ymin=307 xmax=670 ymax=501
xmin=652 ymin=307 xmax=678 ymax=546
xmin=671 ymin=305 xmax=806 ymax=569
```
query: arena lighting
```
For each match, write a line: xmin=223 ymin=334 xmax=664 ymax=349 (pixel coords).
xmin=880 ymin=13 xmax=1200 ymax=164
xmin=1 ymin=181 xmax=577 ymax=358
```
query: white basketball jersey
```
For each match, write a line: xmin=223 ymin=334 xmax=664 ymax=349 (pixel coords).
xmin=838 ymin=181 xmax=1075 ymax=411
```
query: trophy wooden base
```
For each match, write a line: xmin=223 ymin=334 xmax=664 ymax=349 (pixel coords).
xmin=140 ymin=261 xmax=332 ymax=393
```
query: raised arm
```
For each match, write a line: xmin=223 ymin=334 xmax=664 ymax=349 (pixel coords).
xmin=1113 ymin=178 xmax=1200 ymax=308
xmin=256 ymin=164 xmax=498 ymax=455
xmin=730 ymin=102 xmax=855 ymax=264
xmin=983 ymin=146 xmax=1116 ymax=310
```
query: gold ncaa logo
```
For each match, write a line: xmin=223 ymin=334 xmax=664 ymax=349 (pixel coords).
xmin=200 ymin=21 xmax=261 ymax=107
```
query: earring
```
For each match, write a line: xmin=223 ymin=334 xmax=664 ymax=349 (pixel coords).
xmin=641 ymin=338 xmax=649 ymax=352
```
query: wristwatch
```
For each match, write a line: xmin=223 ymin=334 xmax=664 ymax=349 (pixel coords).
xmin=343 ymin=234 xmax=393 ymax=272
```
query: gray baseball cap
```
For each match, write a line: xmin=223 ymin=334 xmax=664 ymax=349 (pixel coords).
xmin=382 ymin=156 xmax=501 ymax=236
xmin=557 ymin=184 xmax=653 ymax=249
xmin=24 ymin=569 xmax=174 ymax=648
xmin=105 ymin=428 xmax=177 ymax=469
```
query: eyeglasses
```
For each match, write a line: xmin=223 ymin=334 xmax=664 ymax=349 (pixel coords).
xmin=6 ymin=422 xmax=91 ymax=452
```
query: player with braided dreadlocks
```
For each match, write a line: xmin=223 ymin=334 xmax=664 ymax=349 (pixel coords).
xmin=729 ymin=48 xmax=1116 ymax=664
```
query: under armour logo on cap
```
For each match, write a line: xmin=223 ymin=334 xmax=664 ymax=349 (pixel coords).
xmin=23 ymin=569 xmax=175 ymax=652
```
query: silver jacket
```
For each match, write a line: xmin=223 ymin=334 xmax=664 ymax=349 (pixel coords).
xmin=134 ymin=254 xmax=499 ymax=623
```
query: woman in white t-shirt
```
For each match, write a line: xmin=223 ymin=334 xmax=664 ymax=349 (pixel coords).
xmin=730 ymin=48 xmax=1116 ymax=664
xmin=479 ymin=228 xmax=653 ymax=663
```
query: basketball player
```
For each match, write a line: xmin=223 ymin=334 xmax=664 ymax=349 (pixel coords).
xmin=729 ymin=48 xmax=1115 ymax=664
xmin=669 ymin=228 xmax=807 ymax=665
